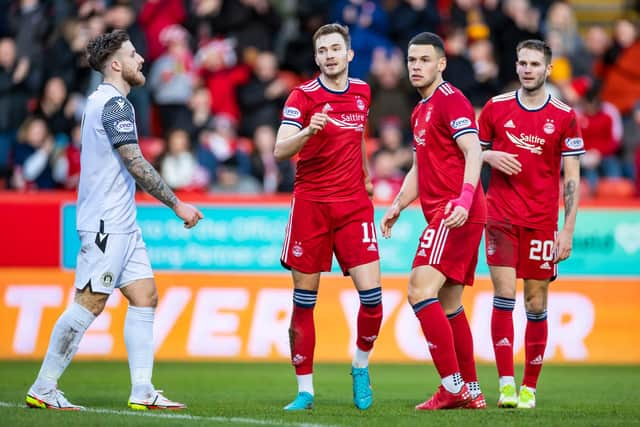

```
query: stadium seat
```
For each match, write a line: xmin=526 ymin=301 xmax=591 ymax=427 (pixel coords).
xmin=579 ymin=179 xmax=593 ymax=200
xmin=594 ymin=177 xmax=636 ymax=199
xmin=138 ymin=137 xmax=165 ymax=165
xmin=635 ymin=148 xmax=640 ymax=196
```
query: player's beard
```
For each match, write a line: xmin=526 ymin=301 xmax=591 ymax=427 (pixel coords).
xmin=122 ymin=65 xmax=145 ymax=87
xmin=321 ymin=58 xmax=347 ymax=79
xmin=520 ymin=75 xmax=546 ymax=93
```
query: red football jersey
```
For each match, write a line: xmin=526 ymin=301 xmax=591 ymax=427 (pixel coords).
xmin=411 ymin=82 xmax=487 ymax=224
xmin=281 ymin=77 xmax=370 ymax=202
xmin=478 ymin=91 xmax=585 ymax=229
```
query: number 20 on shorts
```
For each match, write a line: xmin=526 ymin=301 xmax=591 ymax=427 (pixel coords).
xmin=529 ymin=239 xmax=554 ymax=261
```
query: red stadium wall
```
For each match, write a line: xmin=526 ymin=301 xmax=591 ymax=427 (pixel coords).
xmin=1 ymin=191 xmax=639 ymax=268
xmin=0 ymin=192 xmax=292 ymax=267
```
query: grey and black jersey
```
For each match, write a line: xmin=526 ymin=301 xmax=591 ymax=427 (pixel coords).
xmin=76 ymin=83 xmax=139 ymax=234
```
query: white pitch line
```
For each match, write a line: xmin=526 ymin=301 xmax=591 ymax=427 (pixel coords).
xmin=0 ymin=401 xmax=339 ymax=427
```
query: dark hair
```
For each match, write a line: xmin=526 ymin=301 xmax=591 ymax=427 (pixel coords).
xmin=516 ymin=39 xmax=552 ymax=65
xmin=312 ymin=23 xmax=351 ymax=50
xmin=86 ymin=30 xmax=130 ymax=72
xmin=584 ymin=80 xmax=602 ymax=103
xmin=408 ymin=32 xmax=445 ymax=56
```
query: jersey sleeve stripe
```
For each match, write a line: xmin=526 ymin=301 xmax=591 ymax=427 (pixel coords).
xmin=479 ymin=140 xmax=492 ymax=146
xmin=112 ymin=139 xmax=138 ymax=148
xmin=452 ymin=128 xmax=478 ymax=139
xmin=438 ymin=84 xmax=454 ymax=96
xmin=550 ymin=98 xmax=572 ymax=112
xmin=561 ymin=149 xmax=585 ymax=156
xmin=281 ymin=120 xmax=303 ymax=129
xmin=300 ymin=81 xmax=320 ymax=92
xmin=491 ymin=91 xmax=516 ymax=102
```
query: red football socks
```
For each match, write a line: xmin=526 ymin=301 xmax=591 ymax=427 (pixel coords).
xmin=491 ymin=297 xmax=516 ymax=378
xmin=414 ymin=299 xmax=460 ymax=378
xmin=523 ymin=311 xmax=548 ymax=388
xmin=448 ymin=307 xmax=478 ymax=383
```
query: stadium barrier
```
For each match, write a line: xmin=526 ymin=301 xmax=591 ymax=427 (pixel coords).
xmin=1 ymin=269 xmax=638 ymax=363
xmin=1 ymin=192 xmax=639 ymax=277
xmin=1 ymin=192 xmax=638 ymax=364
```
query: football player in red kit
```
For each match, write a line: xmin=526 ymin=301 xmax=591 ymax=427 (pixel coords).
xmin=381 ymin=32 xmax=487 ymax=410
xmin=478 ymin=39 xmax=584 ymax=409
xmin=274 ymin=23 xmax=382 ymax=411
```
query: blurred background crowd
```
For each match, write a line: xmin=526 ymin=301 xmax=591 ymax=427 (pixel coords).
xmin=0 ymin=0 xmax=639 ymax=200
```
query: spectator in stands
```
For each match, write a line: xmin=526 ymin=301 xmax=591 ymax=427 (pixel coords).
xmin=11 ymin=116 xmax=58 ymax=190
xmin=52 ymin=122 xmax=81 ymax=190
xmin=582 ymin=24 xmax=611 ymax=81
xmin=467 ymin=37 xmax=500 ymax=107
xmin=8 ymin=0 xmax=50 ymax=86
xmin=186 ymin=86 xmax=215 ymax=144
xmin=281 ymin=0 xmax=329 ymax=79
xmin=210 ymin=155 xmax=261 ymax=194
xmin=485 ymin=0 xmax=543 ymax=88
xmin=45 ymin=19 xmax=85 ymax=90
xmin=376 ymin=115 xmax=413 ymax=173
xmin=184 ymin=0 xmax=220 ymax=41
xmin=330 ymin=0 xmax=394 ymax=79
xmin=105 ymin=2 xmax=152 ymax=136
xmin=160 ymin=128 xmax=209 ymax=191
xmin=387 ymin=0 xmax=440 ymax=50
xmin=443 ymin=27 xmax=496 ymax=108
xmin=367 ymin=47 xmax=414 ymax=136
xmin=600 ymin=19 xmax=640 ymax=182
xmin=237 ymin=50 xmax=291 ymax=137
xmin=449 ymin=0 xmax=490 ymax=39
xmin=148 ymin=25 xmax=196 ymax=132
xmin=195 ymin=38 xmax=251 ymax=123
xmin=543 ymin=1 xmax=590 ymax=78
xmin=197 ymin=113 xmax=252 ymax=183
xmin=34 ymin=77 xmax=75 ymax=144
xmin=370 ymin=148 xmax=403 ymax=202
xmin=138 ymin=0 xmax=186 ymax=62
xmin=250 ymin=124 xmax=294 ymax=193
xmin=576 ymin=83 xmax=623 ymax=194
xmin=205 ymin=0 xmax=282 ymax=53
xmin=0 ymin=37 xmax=37 ymax=179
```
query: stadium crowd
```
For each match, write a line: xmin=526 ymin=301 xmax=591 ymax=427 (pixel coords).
xmin=0 ymin=0 xmax=639 ymax=199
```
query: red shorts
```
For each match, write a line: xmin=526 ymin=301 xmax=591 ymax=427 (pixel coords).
xmin=280 ymin=195 xmax=380 ymax=275
xmin=412 ymin=216 xmax=484 ymax=286
xmin=485 ymin=218 xmax=558 ymax=280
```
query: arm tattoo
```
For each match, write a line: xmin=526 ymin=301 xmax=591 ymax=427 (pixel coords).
xmin=564 ymin=179 xmax=577 ymax=217
xmin=116 ymin=144 xmax=178 ymax=208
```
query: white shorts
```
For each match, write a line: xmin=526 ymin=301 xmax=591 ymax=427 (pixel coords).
xmin=73 ymin=229 xmax=154 ymax=295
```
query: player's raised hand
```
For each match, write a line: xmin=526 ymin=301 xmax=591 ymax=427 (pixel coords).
xmin=174 ymin=201 xmax=204 ymax=229
xmin=380 ymin=204 xmax=401 ymax=238
xmin=484 ymin=150 xmax=522 ymax=175
xmin=443 ymin=201 xmax=469 ymax=228
xmin=552 ymin=227 xmax=573 ymax=263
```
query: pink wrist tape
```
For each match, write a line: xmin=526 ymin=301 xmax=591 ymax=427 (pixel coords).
xmin=451 ymin=183 xmax=476 ymax=211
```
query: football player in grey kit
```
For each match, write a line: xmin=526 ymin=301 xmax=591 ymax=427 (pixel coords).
xmin=25 ymin=30 xmax=203 ymax=411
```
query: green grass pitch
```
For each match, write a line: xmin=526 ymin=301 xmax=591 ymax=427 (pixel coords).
xmin=1 ymin=361 xmax=639 ymax=426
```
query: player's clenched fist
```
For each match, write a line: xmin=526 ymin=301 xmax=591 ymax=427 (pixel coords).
xmin=307 ymin=112 xmax=329 ymax=135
